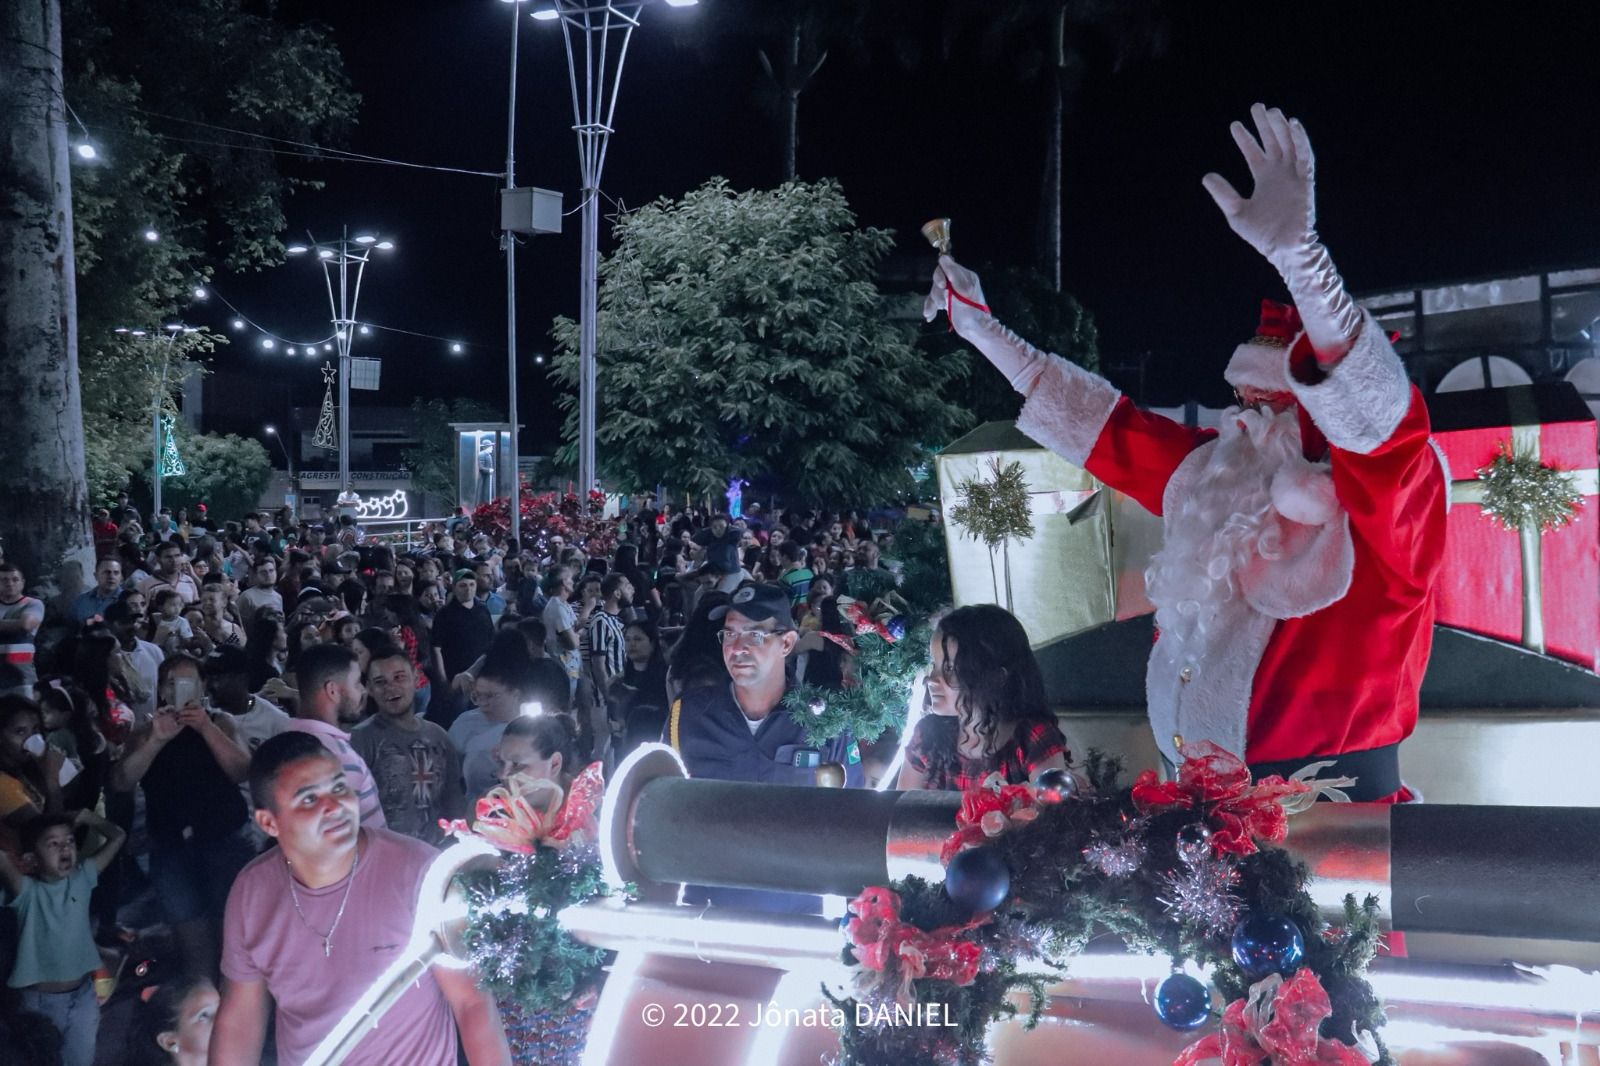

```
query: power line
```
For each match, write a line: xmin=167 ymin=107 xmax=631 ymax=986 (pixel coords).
xmin=80 ymin=101 xmax=504 ymax=179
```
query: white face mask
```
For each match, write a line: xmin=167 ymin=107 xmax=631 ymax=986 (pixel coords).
xmin=23 ymin=734 xmax=46 ymax=758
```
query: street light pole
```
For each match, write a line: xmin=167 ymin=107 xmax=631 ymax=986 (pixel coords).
xmin=287 ymin=230 xmax=393 ymax=510
xmin=265 ymin=425 xmax=295 ymax=496
xmin=504 ymin=0 xmax=524 ymax=548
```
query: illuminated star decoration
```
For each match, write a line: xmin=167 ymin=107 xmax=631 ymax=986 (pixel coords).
xmin=1157 ymin=858 xmax=1243 ymax=936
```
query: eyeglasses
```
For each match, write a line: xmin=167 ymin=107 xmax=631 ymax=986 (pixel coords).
xmin=717 ymin=627 xmax=778 ymax=648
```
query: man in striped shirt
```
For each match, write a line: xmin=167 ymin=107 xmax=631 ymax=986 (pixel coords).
xmin=0 ymin=564 xmax=44 ymax=695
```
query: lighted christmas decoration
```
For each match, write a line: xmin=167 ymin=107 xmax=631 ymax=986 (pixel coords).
xmin=827 ymin=745 xmax=1390 ymax=1066
xmin=783 ymin=602 xmax=929 ymax=748
xmin=158 ymin=409 xmax=186 ymax=477
xmin=313 ymin=363 xmax=338 ymax=451
xmin=443 ymin=765 xmax=621 ymax=1066
xmin=948 ymin=458 xmax=1035 ymax=610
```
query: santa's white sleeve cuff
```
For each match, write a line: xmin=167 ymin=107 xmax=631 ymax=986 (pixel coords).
xmin=1288 ymin=311 xmax=1411 ymax=455
xmin=1015 ymin=352 xmax=1122 ymax=468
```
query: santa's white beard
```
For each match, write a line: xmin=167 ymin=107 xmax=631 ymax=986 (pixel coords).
xmin=1144 ymin=405 xmax=1307 ymax=667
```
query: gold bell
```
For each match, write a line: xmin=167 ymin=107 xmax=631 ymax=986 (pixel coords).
xmin=920 ymin=217 xmax=953 ymax=256
xmin=814 ymin=762 xmax=847 ymax=788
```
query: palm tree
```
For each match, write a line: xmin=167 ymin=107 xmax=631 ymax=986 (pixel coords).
xmin=0 ymin=0 xmax=95 ymax=598
xmin=677 ymin=0 xmax=865 ymax=182
xmin=938 ymin=0 xmax=1170 ymax=291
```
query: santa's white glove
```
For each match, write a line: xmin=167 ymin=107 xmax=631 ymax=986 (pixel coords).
xmin=924 ymin=255 xmax=1048 ymax=393
xmin=1202 ymin=104 xmax=1363 ymax=362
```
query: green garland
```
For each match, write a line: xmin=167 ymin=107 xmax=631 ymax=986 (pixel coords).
xmin=1477 ymin=444 xmax=1582 ymax=533
xmin=785 ymin=622 xmax=930 ymax=747
xmin=828 ymin=754 xmax=1392 ymax=1066
xmin=457 ymin=846 xmax=618 ymax=1014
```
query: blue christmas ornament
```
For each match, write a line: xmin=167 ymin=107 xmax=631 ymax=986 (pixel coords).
xmin=887 ymin=615 xmax=907 ymax=640
xmin=943 ymin=846 xmax=1011 ymax=913
xmin=1231 ymin=913 xmax=1305 ymax=980
xmin=1153 ymin=972 xmax=1212 ymax=1030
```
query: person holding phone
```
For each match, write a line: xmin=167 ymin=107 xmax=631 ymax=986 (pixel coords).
xmin=111 ymin=656 xmax=253 ymax=979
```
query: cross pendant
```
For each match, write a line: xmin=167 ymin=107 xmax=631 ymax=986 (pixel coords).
xmin=323 ymin=938 xmax=332 ymax=957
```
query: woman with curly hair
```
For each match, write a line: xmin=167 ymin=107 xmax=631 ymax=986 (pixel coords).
xmin=895 ymin=604 xmax=1068 ymax=792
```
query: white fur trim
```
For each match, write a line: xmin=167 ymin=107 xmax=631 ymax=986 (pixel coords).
xmin=1239 ymin=512 xmax=1354 ymax=619
xmin=1428 ymin=437 xmax=1452 ymax=514
xmin=1289 ymin=311 xmax=1411 ymax=454
xmin=1270 ymin=466 xmax=1338 ymax=526
xmin=1145 ymin=442 xmax=1276 ymax=764
xmin=1015 ymin=351 xmax=1122 ymax=469
xmin=1224 ymin=340 xmax=1292 ymax=394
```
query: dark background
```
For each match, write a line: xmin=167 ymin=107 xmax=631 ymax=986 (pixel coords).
xmin=203 ymin=1 xmax=1600 ymax=451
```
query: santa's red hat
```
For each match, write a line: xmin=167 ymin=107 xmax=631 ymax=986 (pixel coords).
xmin=1224 ymin=299 xmax=1301 ymax=394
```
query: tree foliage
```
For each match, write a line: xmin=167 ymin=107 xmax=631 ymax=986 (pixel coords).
xmin=62 ymin=0 xmax=358 ymax=500
xmin=401 ymin=397 xmax=502 ymax=501
xmin=549 ymin=178 xmax=973 ymax=504
xmin=143 ymin=432 xmax=274 ymax=520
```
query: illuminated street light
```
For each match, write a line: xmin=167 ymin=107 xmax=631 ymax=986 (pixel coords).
xmin=143 ymin=229 xmax=159 ymax=242
xmin=75 ymin=143 xmax=97 ymax=159
xmin=450 ymin=342 xmax=464 ymax=354
xmin=283 ymin=229 xmax=395 ymax=502
xmin=534 ymin=0 xmax=698 ymax=495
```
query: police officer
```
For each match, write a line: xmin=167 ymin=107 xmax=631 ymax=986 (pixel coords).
xmin=667 ymin=582 xmax=862 ymax=911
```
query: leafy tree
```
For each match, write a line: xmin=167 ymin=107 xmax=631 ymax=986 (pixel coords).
xmin=548 ymin=178 xmax=973 ymax=504
xmin=922 ymin=261 xmax=1099 ymax=425
xmin=61 ymin=0 xmax=358 ymax=499
xmin=401 ymin=397 xmax=502 ymax=501
xmin=146 ymin=432 xmax=274 ymax=521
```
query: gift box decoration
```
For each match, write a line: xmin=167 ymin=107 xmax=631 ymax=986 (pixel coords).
xmin=1427 ymin=383 xmax=1599 ymax=671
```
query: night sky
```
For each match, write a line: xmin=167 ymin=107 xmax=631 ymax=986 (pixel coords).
xmin=204 ymin=1 xmax=1600 ymax=451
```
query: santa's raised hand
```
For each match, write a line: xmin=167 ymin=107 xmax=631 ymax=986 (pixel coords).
xmin=1203 ymin=104 xmax=1362 ymax=365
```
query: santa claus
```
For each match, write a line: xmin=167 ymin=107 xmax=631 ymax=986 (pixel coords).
xmin=927 ymin=105 xmax=1447 ymax=802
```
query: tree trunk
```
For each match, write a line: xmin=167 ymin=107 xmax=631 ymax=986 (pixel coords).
xmin=783 ymin=24 xmax=800 ymax=181
xmin=1038 ymin=6 xmax=1066 ymax=292
xmin=0 ymin=0 xmax=94 ymax=601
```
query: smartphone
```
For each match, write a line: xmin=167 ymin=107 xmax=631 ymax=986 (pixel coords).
xmin=172 ymin=675 xmax=202 ymax=709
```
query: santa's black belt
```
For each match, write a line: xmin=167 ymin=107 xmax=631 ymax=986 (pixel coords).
xmin=1248 ymin=742 xmax=1401 ymax=802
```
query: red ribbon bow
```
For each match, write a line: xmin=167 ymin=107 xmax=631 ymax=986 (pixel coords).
xmin=843 ymin=601 xmax=894 ymax=642
xmin=1175 ymin=969 xmax=1371 ymax=1066
xmin=440 ymin=761 xmax=605 ymax=854
xmin=845 ymin=887 xmax=983 ymax=1004
xmin=939 ymin=772 xmax=1045 ymax=866
xmin=1131 ymin=742 xmax=1311 ymax=857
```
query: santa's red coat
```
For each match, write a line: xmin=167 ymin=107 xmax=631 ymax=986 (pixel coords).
xmin=1014 ymin=317 xmax=1447 ymax=767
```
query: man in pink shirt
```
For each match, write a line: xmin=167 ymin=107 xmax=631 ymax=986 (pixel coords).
xmin=283 ymin=643 xmax=386 ymax=830
xmin=210 ymin=731 xmax=508 ymax=1065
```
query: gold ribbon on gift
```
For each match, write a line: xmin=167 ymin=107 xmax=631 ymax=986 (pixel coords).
xmin=1449 ymin=410 xmax=1600 ymax=655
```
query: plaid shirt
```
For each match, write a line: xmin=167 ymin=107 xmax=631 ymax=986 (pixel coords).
xmin=904 ymin=716 xmax=1067 ymax=793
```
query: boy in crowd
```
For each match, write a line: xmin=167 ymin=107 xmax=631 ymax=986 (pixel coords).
xmin=1 ymin=809 xmax=127 ymax=1066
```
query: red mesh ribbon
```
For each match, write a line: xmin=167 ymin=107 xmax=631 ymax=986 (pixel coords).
xmin=939 ymin=772 xmax=1046 ymax=866
xmin=440 ymin=761 xmax=605 ymax=854
xmin=1131 ymin=741 xmax=1311 ymax=857
xmin=1175 ymin=969 xmax=1370 ymax=1066
xmin=845 ymin=886 xmax=983 ymax=1004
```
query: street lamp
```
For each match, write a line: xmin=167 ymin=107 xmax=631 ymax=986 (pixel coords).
xmin=265 ymin=425 xmax=296 ymax=500
xmin=286 ymin=229 xmax=394 ymax=507
xmin=536 ymin=0 xmax=698 ymax=497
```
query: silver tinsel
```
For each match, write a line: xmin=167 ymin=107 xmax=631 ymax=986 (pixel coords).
xmin=1083 ymin=836 xmax=1147 ymax=878
xmin=1157 ymin=858 xmax=1242 ymax=936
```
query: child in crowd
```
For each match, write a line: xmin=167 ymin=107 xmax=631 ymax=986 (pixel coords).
xmin=147 ymin=590 xmax=202 ymax=657
xmin=130 ymin=974 xmax=218 ymax=1066
xmin=0 ymin=809 xmax=127 ymax=1066
xmin=895 ymin=604 xmax=1069 ymax=792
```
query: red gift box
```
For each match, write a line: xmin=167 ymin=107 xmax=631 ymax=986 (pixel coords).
xmin=1428 ymin=383 xmax=1599 ymax=671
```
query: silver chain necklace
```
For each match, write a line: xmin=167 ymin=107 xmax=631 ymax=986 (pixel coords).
xmin=286 ymin=844 xmax=361 ymax=958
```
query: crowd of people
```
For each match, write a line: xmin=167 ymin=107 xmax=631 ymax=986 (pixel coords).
xmin=0 ymin=490 xmax=1073 ymax=1065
